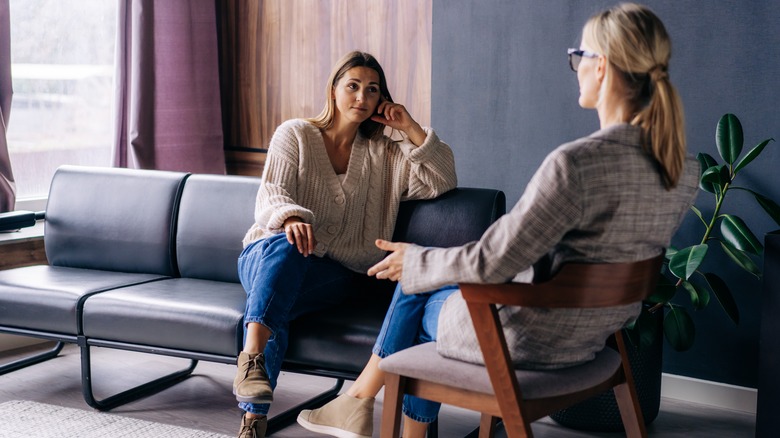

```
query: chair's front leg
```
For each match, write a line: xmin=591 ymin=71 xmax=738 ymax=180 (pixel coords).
xmin=381 ymin=373 xmax=405 ymax=438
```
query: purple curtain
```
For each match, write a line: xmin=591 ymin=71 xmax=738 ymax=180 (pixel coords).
xmin=0 ymin=0 xmax=15 ymax=212
xmin=113 ymin=0 xmax=225 ymax=174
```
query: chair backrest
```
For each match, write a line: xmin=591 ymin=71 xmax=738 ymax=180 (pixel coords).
xmin=459 ymin=256 xmax=664 ymax=309
xmin=393 ymin=188 xmax=506 ymax=247
xmin=175 ymin=174 xmax=261 ymax=283
xmin=44 ymin=165 xmax=188 ymax=276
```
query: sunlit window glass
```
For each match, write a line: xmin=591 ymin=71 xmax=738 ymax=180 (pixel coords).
xmin=7 ymin=0 xmax=116 ymax=199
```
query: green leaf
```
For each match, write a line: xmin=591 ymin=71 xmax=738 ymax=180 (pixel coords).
xmin=720 ymin=214 xmax=763 ymax=254
xmin=647 ymin=274 xmax=677 ymax=304
xmin=703 ymin=272 xmax=740 ymax=324
xmin=719 ymin=241 xmax=761 ymax=277
xmin=635 ymin=307 xmax=661 ymax=349
xmin=753 ymin=192 xmax=780 ymax=228
xmin=716 ymin=113 xmax=743 ymax=165
xmin=690 ymin=205 xmax=706 ymax=225
xmin=700 ymin=165 xmax=727 ymax=192
xmin=668 ymin=244 xmax=708 ymax=280
xmin=734 ymin=138 xmax=774 ymax=173
xmin=697 ymin=153 xmax=719 ymax=193
xmin=664 ymin=305 xmax=696 ymax=351
xmin=682 ymin=280 xmax=710 ymax=310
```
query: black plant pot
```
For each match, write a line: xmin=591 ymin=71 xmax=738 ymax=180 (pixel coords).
xmin=549 ymin=306 xmax=663 ymax=432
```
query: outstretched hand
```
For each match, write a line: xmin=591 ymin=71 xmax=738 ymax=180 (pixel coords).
xmin=367 ymin=239 xmax=409 ymax=281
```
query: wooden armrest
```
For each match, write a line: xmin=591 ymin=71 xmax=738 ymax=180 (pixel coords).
xmin=459 ymin=255 xmax=663 ymax=309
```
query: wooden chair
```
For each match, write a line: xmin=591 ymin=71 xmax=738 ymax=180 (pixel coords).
xmin=378 ymin=256 xmax=663 ymax=438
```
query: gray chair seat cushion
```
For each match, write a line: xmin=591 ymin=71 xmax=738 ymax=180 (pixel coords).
xmin=81 ymin=277 xmax=246 ymax=357
xmin=0 ymin=265 xmax=167 ymax=335
xmin=378 ymin=342 xmax=621 ymax=400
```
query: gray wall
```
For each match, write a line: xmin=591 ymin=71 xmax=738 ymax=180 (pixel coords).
xmin=431 ymin=0 xmax=780 ymax=388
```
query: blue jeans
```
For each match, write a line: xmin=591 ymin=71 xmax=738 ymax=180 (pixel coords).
xmin=373 ymin=283 xmax=459 ymax=423
xmin=237 ymin=233 xmax=355 ymax=415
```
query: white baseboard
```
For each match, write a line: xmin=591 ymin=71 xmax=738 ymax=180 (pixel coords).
xmin=661 ymin=373 xmax=757 ymax=414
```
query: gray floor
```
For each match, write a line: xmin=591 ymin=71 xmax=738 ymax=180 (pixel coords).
xmin=0 ymin=342 xmax=756 ymax=437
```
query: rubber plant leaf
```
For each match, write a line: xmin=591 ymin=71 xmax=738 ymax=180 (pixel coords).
xmin=697 ymin=152 xmax=719 ymax=193
xmin=734 ymin=138 xmax=774 ymax=173
xmin=699 ymin=164 xmax=729 ymax=193
xmin=720 ymin=241 xmax=761 ymax=278
xmin=647 ymin=273 xmax=677 ymax=304
xmin=635 ymin=307 xmax=660 ymax=349
xmin=720 ymin=214 xmax=763 ymax=255
xmin=716 ymin=113 xmax=743 ymax=165
xmin=664 ymin=305 xmax=695 ymax=351
xmin=753 ymin=191 xmax=780 ymax=228
xmin=682 ymin=280 xmax=710 ymax=310
xmin=668 ymin=244 xmax=708 ymax=281
xmin=703 ymin=272 xmax=739 ymax=324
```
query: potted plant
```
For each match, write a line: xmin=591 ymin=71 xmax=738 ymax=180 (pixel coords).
xmin=551 ymin=113 xmax=779 ymax=431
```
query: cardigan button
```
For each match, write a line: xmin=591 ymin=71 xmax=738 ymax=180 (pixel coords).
xmin=327 ymin=225 xmax=338 ymax=234
xmin=335 ymin=195 xmax=345 ymax=205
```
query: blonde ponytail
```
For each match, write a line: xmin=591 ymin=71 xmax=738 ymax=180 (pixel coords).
xmin=584 ymin=3 xmax=686 ymax=189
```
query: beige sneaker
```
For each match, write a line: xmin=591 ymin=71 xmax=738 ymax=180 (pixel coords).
xmin=234 ymin=352 xmax=273 ymax=404
xmin=238 ymin=413 xmax=267 ymax=438
xmin=296 ymin=393 xmax=374 ymax=438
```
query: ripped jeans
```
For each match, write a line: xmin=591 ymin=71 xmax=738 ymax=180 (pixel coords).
xmin=372 ymin=283 xmax=459 ymax=423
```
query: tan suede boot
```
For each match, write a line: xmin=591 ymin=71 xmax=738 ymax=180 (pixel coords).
xmin=296 ymin=393 xmax=374 ymax=438
xmin=233 ymin=352 xmax=273 ymax=404
xmin=238 ymin=413 xmax=267 ymax=438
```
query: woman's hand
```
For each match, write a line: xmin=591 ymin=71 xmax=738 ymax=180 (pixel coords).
xmin=367 ymin=239 xmax=409 ymax=281
xmin=371 ymin=101 xmax=427 ymax=146
xmin=283 ymin=217 xmax=316 ymax=256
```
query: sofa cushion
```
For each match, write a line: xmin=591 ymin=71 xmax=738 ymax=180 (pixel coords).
xmin=0 ymin=265 xmax=167 ymax=335
xmin=81 ymin=277 xmax=245 ymax=356
xmin=175 ymin=174 xmax=261 ymax=283
xmin=44 ymin=165 xmax=188 ymax=276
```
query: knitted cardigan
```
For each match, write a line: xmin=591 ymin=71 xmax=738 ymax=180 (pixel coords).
xmin=243 ymin=119 xmax=457 ymax=273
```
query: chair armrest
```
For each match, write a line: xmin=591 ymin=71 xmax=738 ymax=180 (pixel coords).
xmin=459 ymin=256 xmax=663 ymax=309
xmin=0 ymin=210 xmax=45 ymax=232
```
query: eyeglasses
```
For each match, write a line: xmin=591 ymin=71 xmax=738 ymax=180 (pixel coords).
xmin=567 ymin=48 xmax=599 ymax=72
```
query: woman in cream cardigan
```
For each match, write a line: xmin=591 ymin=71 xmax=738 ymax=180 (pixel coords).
xmin=234 ymin=51 xmax=456 ymax=438
xmin=298 ymin=4 xmax=699 ymax=438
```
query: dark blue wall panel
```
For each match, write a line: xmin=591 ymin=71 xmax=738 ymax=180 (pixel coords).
xmin=432 ymin=0 xmax=780 ymax=387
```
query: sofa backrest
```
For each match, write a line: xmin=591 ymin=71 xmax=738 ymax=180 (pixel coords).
xmin=393 ymin=188 xmax=506 ymax=247
xmin=44 ymin=165 xmax=188 ymax=275
xmin=175 ymin=174 xmax=261 ymax=283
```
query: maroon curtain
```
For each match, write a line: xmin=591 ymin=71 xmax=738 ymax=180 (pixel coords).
xmin=0 ymin=0 xmax=15 ymax=212
xmin=113 ymin=0 xmax=225 ymax=174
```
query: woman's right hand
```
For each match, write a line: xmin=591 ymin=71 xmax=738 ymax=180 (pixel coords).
xmin=283 ymin=217 xmax=316 ymax=256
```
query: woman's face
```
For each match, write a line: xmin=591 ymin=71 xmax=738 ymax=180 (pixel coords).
xmin=332 ymin=66 xmax=382 ymax=125
xmin=576 ymin=41 xmax=600 ymax=109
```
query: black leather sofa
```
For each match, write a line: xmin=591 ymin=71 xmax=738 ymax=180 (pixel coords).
xmin=0 ymin=165 xmax=505 ymax=433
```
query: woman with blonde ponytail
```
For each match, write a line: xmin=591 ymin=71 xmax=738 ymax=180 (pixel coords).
xmin=299 ymin=5 xmax=700 ymax=438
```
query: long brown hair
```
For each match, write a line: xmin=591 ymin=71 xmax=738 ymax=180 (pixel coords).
xmin=583 ymin=3 xmax=685 ymax=189
xmin=307 ymin=51 xmax=394 ymax=140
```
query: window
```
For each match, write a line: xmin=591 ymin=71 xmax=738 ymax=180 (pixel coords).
xmin=8 ymin=0 xmax=117 ymax=200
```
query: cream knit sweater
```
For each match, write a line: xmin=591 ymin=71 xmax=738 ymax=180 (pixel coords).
xmin=242 ymin=119 xmax=457 ymax=273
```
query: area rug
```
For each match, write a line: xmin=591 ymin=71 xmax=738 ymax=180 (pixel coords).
xmin=0 ymin=400 xmax=232 ymax=438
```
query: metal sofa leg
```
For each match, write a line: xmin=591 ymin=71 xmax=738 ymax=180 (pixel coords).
xmin=0 ymin=341 xmax=65 ymax=375
xmin=266 ymin=378 xmax=344 ymax=435
xmin=79 ymin=340 xmax=198 ymax=411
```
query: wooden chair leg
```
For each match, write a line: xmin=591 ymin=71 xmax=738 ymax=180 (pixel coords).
xmin=614 ymin=382 xmax=647 ymax=438
xmin=381 ymin=373 xmax=405 ymax=438
xmin=478 ymin=414 xmax=498 ymax=438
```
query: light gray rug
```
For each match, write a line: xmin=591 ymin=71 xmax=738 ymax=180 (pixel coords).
xmin=0 ymin=400 xmax=233 ymax=438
